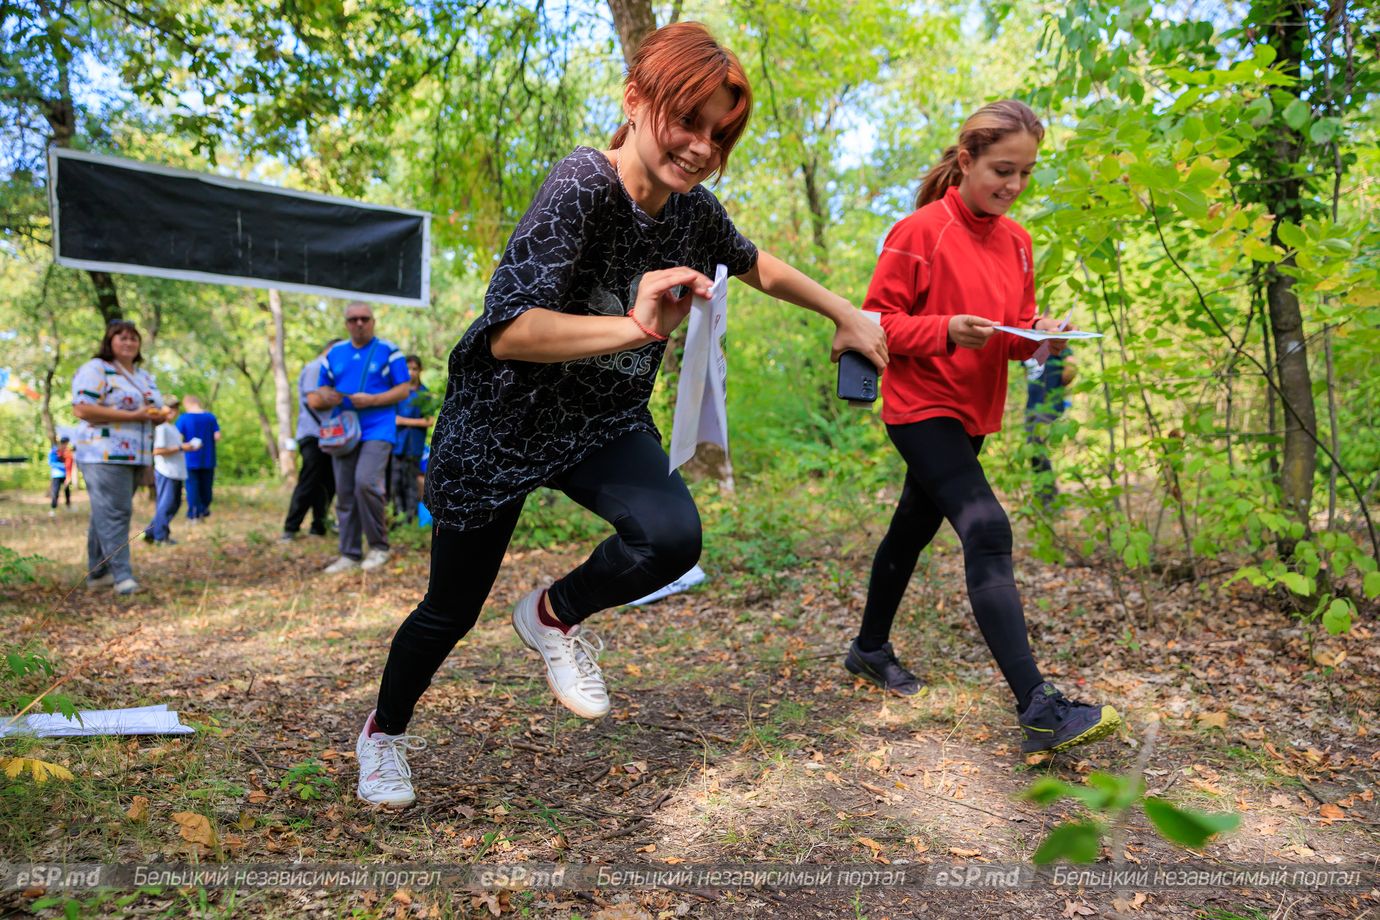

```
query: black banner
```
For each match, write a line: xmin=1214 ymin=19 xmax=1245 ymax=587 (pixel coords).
xmin=49 ymin=148 xmax=430 ymax=306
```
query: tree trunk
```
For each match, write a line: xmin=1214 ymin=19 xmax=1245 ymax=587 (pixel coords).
xmin=607 ymin=0 xmax=657 ymax=64
xmin=39 ymin=363 xmax=58 ymax=444
xmin=230 ymin=357 xmax=280 ymax=466
xmin=1260 ymin=0 xmax=1318 ymax=549
xmin=34 ymin=267 xmax=61 ymax=443
xmin=245 ymin=371 xmax=280 ymax=466
xmin=267 ymin=288 xmax=296 ymax=478
xmin=39 ymin=6 xmax=122 ymax=323
xmin=799 ymin=155 xmax=830 ymax=273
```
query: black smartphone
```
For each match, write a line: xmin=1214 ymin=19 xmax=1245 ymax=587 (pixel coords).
xmin=837 ymin=351 xmax=878 ymax=405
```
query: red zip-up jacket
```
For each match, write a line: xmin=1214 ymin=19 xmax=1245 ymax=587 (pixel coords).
xmin=864 ymin=185 xmax=1042 ymax=435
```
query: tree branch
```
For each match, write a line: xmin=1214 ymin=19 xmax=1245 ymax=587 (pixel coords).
xmin=1145 ymin=189 xmax=1377 ymax=561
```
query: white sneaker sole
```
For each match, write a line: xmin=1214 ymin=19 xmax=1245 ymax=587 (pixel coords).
xmin=511 ymin=593 xmax=609 ymax=721
xmin=355 ymin=789 xmax=414 ymax=808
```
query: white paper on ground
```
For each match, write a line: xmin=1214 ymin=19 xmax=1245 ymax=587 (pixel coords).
xmin=0 ymin=704 xmax=196 ymax=738
xmin=994 ymin=325 xmax=1102 ymax=342
xmin=626 ymin=564 xmax=708 ymax=606
xmin=668 ymin=264 xmax=730 ymax=473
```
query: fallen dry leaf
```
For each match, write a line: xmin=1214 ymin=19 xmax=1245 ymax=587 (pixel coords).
xmin=949 ymin=847 xmax=981 ymax=858
xmin=591 ymin=905 xmax=652 ymax=920
xmin=1112 ymin=892 xmax=1147 ymax=912
xmin=855 ymin=836 xmax=885 ymax=853
xmin=170 ymin=811 xmax=217 ymax=850
xmin=1062 ymin=899 xmax=1096 ymax=917
xmin=1197 ymin=711 xmax=1229 ymax=730
xmin=126 ymin=795 xmax=149 ymax=822
xmin=1318 ymin=803 xmax=1345 ymax=821
xmin=470 ymin=892 xmax=501 ymax=917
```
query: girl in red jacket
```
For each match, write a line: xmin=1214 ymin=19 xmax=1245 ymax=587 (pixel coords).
xmin=845 ymin=100 xmax=1121 ymax=755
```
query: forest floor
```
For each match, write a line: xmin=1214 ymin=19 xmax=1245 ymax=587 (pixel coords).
xmin=0 ymin=483 xmax=1377 ymax=920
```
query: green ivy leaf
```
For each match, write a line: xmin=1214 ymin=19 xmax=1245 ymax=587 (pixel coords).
xmin=1321 ymin=598 xmax=1353 ymax=635
xmin=1364 ymin=571 xmax=1380 ymax=600
xmin=1281 ymin=97 xmax=1310 ymax=132
xmin=1021 ymin=776 xmax=1075 ymax=805
xmin=1276 ymin=221 xmax=1308 ymax=250
xmin=1086 ymin=771 xmax=1145 ymax=811
xmin=1144 ymin=798 xmax=1240 ymax=848
xmin=1033 ymin=820 xmax=1103 ymax=864
xmin=1308 ymin=118 xmax=1341 ymax=145
xmin=1242 ymin=237 xmax=1282 ymax=263
xmin=1280 ymin=572 xmax=1313 ymax=596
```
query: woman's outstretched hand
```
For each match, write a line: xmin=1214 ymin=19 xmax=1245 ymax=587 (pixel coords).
xmin=948 ymin=314 xmax=997 ymax=350
xmin=630 ymin=267 xmax=713 ymax=340
xmin=831 ymin=310 xmax=889 ymax=367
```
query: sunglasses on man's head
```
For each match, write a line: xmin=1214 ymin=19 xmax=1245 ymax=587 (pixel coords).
xmin=346 ymin=316 xmax=374 ymax=324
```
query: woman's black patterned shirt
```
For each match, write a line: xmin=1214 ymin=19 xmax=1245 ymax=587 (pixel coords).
xmin=426 ymin=146 xmax=759 ymax=530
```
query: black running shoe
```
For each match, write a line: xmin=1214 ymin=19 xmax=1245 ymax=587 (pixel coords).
xmin=843 ymin=640 xmax=924 ymax=696
xmin=1018 ymin=682 xmax=1121 ymax=754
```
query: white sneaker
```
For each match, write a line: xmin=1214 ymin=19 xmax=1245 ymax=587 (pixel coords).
xmin=86 ymin=573 xmax=115 ymax=590
xmin=361 ymin=549 xmax=391 ymax=572
xmin=355 ymin=710 xmax=425 ymax=807
xmin=113 ymin=578 xmax=140 ymax=595
xmin=324 ymin=556 xmax=360 ymax=574
xmin=511 ymin=589 xmax=610 ymax=719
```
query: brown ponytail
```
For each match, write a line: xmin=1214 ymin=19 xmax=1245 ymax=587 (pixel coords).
xmin=915 ymin=100 xmax=1045 ymax=209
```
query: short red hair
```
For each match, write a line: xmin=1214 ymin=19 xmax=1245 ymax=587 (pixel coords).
xmin=610 ymin=22 xmax=753 ymax=179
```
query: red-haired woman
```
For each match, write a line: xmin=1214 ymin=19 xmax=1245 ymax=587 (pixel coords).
xmin=844 ymin=101 xmax=1121 ymax=755
xmin=355 ymin=21 xmax=888 ymax=806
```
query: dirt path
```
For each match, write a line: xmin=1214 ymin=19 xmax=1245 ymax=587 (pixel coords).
xmin=1 ymin=485 xmax=1377 ymax=918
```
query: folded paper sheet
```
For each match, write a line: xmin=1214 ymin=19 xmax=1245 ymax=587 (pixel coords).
xmin=994 ymin=325 xmax=1103 ymax=342
xmin=0 ymin=704 xmax=196 ymax=738
xmin=669 ymin=264 xmax=730 ymax=473
xmin=627 ymin=565 xmax=708 ymax=607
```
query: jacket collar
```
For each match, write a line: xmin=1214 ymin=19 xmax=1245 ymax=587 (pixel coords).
xmin=943 ymin=186 xmax=1001 ymax=241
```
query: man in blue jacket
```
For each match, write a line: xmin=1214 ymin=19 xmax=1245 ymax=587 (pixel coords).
xmin=309 ymin=303 xmax=411 ymax=573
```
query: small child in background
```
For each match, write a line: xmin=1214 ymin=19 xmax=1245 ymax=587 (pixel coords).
xmin=145 ymin=397 xmax=194 ymax=545
xmin=47 ymin=437 xmax=70 ymax=516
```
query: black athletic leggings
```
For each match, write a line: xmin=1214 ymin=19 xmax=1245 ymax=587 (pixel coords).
xmin=375 ymin=430 xmax=701 ymax=734
xmin=858 ymin=416 xmax=1044 ymax=708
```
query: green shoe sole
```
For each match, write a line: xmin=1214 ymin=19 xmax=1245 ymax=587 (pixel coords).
xmin=1047 ymin=706 xmax=1122 ymax=753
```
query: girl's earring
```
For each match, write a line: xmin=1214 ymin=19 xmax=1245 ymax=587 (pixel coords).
xmin=628 ymin=118 xmax=635 ymax=131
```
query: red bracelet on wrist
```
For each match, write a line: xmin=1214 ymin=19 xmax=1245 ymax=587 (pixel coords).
xmin=627 ymin=309 xmax=668 ymax=342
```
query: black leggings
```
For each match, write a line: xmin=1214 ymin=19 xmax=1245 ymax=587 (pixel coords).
xmin=375 ymin=431 xmax=701 ymax=734
xmin=858 ymin=416 xmax=1043 ymax=708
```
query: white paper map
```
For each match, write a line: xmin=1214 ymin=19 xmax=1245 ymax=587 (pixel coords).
xmin=994 ymin=325 xmax=1102 ymax=341
xmin=669 ymin=263 xmax=730 ymax=473
xmin=627 ymin=564 xmax=708 ymax=606
xmin=0 ymin=704 xmax=196 ymax=738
